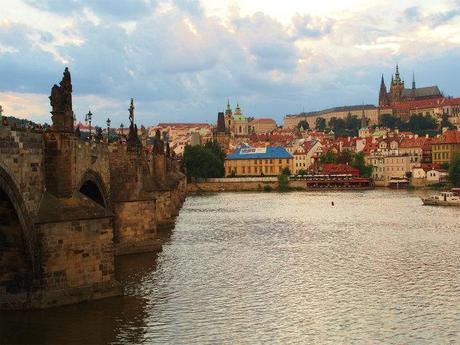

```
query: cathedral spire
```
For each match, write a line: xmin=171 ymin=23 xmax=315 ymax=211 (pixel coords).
xmin=394 ymin=64 xmax=401 ymax=84
xmin=379 ymin=74 xmax=388 ymax=106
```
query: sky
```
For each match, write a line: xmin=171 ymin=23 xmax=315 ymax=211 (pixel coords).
xmin=1 ymin=0 xmax=460 ymax=127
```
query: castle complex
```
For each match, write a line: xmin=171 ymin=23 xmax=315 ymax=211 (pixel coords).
xmin=284 ymin=65 xmax=460 ymax=129
xmin=378 ymin=65 xmax=443 ymax=106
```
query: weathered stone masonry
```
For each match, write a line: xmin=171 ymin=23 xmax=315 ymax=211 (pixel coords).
xmin=0 ymin=69 xmax=187 ymax=310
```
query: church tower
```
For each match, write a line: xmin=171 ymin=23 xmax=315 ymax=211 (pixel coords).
xmin=224 ymin=100 xmax=233 ymax=133
xmin=379 ymin=74 xmax=389 ymax=106
xmin=234 ymin=103 xmax=242 ymax=116
xmin=411 ymin=73 xmax=416 ymax=100
xmin=390 ymin=65 xmax=404 ymax=103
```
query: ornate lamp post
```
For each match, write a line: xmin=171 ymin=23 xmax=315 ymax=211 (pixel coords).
xmin=106 ymin=117 xmax=111 ymax=142
xmin=85 ymin=110 xmax=93 ymax=140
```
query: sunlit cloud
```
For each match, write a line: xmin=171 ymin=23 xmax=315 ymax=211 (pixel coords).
xmin=0 ymin=92 xmax=49 ymax=122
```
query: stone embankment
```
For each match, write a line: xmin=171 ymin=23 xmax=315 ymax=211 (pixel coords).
xmin=188 ymin=177 xmax=373 ymax=192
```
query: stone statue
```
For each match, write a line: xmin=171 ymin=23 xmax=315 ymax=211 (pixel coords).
xmin=128 ymin=98 xmax=134 ymax=127
xmin=162 ymin=130 xmax=169 ymax=144
xmin=49 ymin=67 xmax=74 ymax=132
xmin=75 ymin=126 xmax=81 ymax=138
xmin=154 ymin=129 xmax=164 ymax=154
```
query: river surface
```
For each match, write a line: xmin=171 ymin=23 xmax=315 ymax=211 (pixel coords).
xmin=1 ymin=190 xmax=460 ymax=344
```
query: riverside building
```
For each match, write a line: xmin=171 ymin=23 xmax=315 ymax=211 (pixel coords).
xmin=225 ymin=146 xmax=293 ymax=177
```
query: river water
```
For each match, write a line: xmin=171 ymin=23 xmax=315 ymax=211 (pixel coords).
xmin=1 ymin=190 xmax=460 ymax=344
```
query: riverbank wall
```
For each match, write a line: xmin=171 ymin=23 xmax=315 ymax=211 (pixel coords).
xmin=187 ymin=177 xmax=373 ymax=193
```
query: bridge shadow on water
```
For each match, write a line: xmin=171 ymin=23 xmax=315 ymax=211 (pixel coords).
xmin=0 ymin=248 xmax=167 ymax=345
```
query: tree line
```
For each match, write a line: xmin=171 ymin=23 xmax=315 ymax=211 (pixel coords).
xmin=319 ymin=150 xmax=372 ymax=178
xmin=297 ymin=112 xmax=455 ymax=137
xmin=182 ymin=141 xmax=226 ymax=180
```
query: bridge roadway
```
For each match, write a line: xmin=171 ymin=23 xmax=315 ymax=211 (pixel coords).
xmin=0 ymin=70 xmax=187 ymax=310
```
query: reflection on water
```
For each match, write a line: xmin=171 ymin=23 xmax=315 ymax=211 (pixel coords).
xmin=0 ymin=252 xmax=157 ymax=345
xmin=2 ymin=190 xmax=460 ymax=344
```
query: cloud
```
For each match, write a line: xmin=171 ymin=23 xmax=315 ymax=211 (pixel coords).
xmin=0 ymin=92 xmax=49 ymax=122
xmin=1 ymin=0 xmax=460 ymax=126
xmin=292 ymin=14 xmax=333 ymax=39
xmin=23 ymin=0 xmax=157 ymax=20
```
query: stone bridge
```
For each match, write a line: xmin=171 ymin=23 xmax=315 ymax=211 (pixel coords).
xmin=0 ymin=69 xmax=187 ymax=309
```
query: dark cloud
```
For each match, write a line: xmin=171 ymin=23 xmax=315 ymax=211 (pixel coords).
xmin=0 ymin=24 xmax=62 ymax=93
xmin=24 ymin=0 xmax=157 ymax=20
xmin=292 ymin=14 xmax=333 ymax=39
xmin=231 ymin=12 xmax=299 ymax=72
xmin=403 ymin=5 xmax=460 ymax=28
xmin=403 ymin=7 xmax=421 ymax=22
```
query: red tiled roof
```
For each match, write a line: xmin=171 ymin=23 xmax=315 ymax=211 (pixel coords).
xmin=399 ymin=137 xmax=427 ymax=148
xmin=443 ymin=98 xmax=460 ymax=106
xmin=321 ymin=163 xmax=360 ymax=176
xmin=436 ymin=130 xmax=460 ymax=144
xmin=392 ymin=98 xmax=445 ymax=111
xmin=157 ymin=123 xmax=211 ymax=128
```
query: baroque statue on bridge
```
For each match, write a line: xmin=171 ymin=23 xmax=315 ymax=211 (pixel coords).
xmin=49 ymin=67 xmax=74 ymax=132
xmin=154 ymin=129 xmax=164 ymax=155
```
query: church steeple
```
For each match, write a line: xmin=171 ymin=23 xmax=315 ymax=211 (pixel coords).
xmin=235 ymin=103 xmax=242 ymax=116
xmin=412 ymin=72 xmax=416 ymax=90
xmin=379 ymin=74 xmax=389 ymax=106
xmin=394 ymin=64 xmax=401 ymax=84
xmin=225 ymin=100 xmax=233 ymax=116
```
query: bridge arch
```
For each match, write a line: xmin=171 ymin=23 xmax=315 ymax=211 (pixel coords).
xmin=78 ymin=170 xmax=110 ymax=210
xmin=0 ymin=165 xmax=37 ymax=296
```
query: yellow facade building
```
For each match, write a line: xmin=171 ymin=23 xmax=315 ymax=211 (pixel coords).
xmin=225 ymin=147 xmax=294 ymax=177
xmin=432 ymin=130 xmax=460 ymax=164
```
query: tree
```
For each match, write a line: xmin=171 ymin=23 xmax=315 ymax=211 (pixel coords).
xmin=297 ymin=169 xmax=308 ymax=175
xmin=379 ymin=113 xmax=401 ymax=129
xmin=315 ymin=117 xmax=327 ymax=131
xmin=282 ymin=167 xmax=291 ymax=176
xmin=448 ymin=154 xmax=460 ymax=187
xmin=351 ymin=152 xmax=372 ymax=178
xmin=204 ymin=140 xmax=226 ymax=163
xmin=319 ymin=151 xmax=337 ymax=164
xmin=440 ymin=112 xmax=455 ymax=130
xmin=182 ymin=142 xmax=226 ymax=180
xmin=344 ymin=113 xmax=361 ymax=137
xmin=405 ymin=114 xmax=437 ymax=135
xmin=297 ymin=120 xmax=309 ymax=131
xmin=278 ymin=172 xmax=289 ymax=192
xmin=337 ymin=150 xmax=354 ymax=164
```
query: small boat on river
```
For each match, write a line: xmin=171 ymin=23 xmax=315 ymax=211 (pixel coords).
xmin=421 ymin=191 xmax=460 ymax=206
